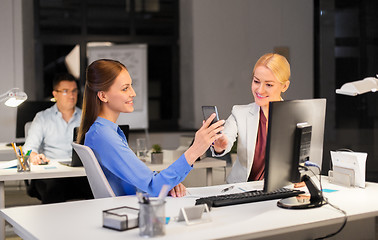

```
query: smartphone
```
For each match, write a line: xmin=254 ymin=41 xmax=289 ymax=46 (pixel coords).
xmin=202 ymin=106 xmax=220 ymax=125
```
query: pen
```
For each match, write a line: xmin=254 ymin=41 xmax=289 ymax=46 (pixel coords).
xmin=142 ymin=195 xmax=150 ymax=204
xmin=19 ymin=146 xmax=30 ymax=169
xmin=11 ymin=143 xmax=26 ymax=171
xmin=136 ymin=191 xmax=144 ymax=203
xmin=221 ymin=185 xmax=234 ymax=193
xmin=136 ymin=191 xmax=150 ymax=204
xmin=157 ymin=185 xmax=170 ymax=203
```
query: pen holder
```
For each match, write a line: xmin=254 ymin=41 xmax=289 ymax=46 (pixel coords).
xmin=17 ymin=155 xmax=30 ymax=172
xmin=139 ymin=200 xmax=166 ymax=238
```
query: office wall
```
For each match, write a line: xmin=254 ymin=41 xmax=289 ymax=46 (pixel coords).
xmin=180 ymin=0 xmax=314 ymax=129
xmin=0 ymin=1 xmax=313 ymax=141
xmin=0 ymin=0 xmax=25 ymax=142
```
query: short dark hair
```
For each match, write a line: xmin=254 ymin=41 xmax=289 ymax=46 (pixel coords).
xmin=52 ymin=73 xmax=77 ymax=90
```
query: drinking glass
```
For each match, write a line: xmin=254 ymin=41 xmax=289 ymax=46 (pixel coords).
xmin=136 ymin=138 xmax=147 ymax=162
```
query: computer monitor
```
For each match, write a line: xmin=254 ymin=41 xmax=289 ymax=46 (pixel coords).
xmin=263 ymin=99 xmax=327 ymax=209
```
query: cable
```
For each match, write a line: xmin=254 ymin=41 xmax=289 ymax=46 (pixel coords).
xmin=303 ymin=161 xmax=348 ymax=240
xmin=335 ymin=148 xmax=354 ymax=152
xmin=314 ymin=197 xmax=348 ymax=240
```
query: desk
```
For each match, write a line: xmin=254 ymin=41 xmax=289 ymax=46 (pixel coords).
xmin=0 ymin=157 xmax=225 ymax=239
xmin=146 ymin=157 xmax=227 ymax=186
xmin=2 ymin=178 xmax=378 ymax=240
xmin=0 ymin=160 xmax=86 ymax=240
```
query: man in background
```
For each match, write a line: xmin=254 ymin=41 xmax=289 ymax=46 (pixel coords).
xmin=23 ymin=73 xmax=93 ymax=204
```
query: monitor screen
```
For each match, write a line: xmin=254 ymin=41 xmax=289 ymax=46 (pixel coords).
xmin=263 ymin=99 xmax=326 ymax=193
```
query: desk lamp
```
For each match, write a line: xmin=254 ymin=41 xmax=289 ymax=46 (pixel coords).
xmin=336 ymin=74 xmax=378 ymax=96
xmin=0 ymin=88 xmax=28 ymax=107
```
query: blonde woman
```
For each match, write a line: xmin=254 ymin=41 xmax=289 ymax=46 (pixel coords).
xmin=212 ymin=53 xmax=291 ymax=183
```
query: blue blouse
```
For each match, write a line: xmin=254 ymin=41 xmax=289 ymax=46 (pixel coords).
xmin=85 ymin=117 xmax=193 ymax=196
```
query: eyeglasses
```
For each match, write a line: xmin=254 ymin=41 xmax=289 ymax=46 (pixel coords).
xmin=54 ymin=89 xmax=79 ymax=95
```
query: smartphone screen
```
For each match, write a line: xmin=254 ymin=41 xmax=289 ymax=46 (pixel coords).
xmin=202 ymin=106 xmax=220 ymax=125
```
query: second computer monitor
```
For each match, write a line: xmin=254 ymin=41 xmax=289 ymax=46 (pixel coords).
xmin=263 ymin=99 xmax=327 ymax=193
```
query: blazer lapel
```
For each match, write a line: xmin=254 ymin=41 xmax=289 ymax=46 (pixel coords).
xmin=245 ymin=104 xmax=260 ymax=175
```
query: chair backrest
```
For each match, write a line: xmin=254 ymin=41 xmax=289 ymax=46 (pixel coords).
xmin=72 ymin=142 xmax=115 ymax=199
xmin=16 ymin=101 xmax=55 ymax=138
xmin=24 ymin=121 xmax=32 ymax=139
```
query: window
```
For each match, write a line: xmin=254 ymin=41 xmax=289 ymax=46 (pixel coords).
xmin=34 ymin=0 xmax=180 ymax=130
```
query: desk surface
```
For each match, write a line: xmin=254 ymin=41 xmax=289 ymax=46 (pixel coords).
xmin=0 ymin=156 xmax=225 ymax=181
xmin=0 ymin=160 xmax=86 ymax=181
xmin=146 ymin=157 xmax=226 ymax=171
xmin=2 ymin=178 xmax=378 ymax=240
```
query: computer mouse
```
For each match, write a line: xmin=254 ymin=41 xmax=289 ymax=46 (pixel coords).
xmin=39 ymin=160 xmax=48 ymax=165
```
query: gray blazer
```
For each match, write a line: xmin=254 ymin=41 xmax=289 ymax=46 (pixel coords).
xmin=212 ymin=103 xmax=260 ymax=183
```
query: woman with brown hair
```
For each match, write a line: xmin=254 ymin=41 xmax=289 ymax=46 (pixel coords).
xmin=77 ymin=59 xmax=224 ymax=197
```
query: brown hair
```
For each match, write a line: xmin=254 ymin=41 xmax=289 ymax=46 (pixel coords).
xmin=77 ymin=59 xmax=127 ymax=144
xmin=253 ymin=53 xmax=291 ymax=84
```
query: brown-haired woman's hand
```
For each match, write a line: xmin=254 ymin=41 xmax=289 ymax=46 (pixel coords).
xmin=169 ymin=183 xmax=186 ymax=197
xmin=184 ymin=113 xmax=224 ymax=165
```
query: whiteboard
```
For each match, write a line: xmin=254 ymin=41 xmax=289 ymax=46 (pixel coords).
xmin=87 ymin=44 xmax=148 ymax=130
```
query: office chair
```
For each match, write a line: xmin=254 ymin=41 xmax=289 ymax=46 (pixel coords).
xmin=16 ymin=101 xmax=55 ymax=138
xmin=24 ymin=121 xmax=32 ymax=138
xmin=72 ymin=143 xmax=115 ymax=199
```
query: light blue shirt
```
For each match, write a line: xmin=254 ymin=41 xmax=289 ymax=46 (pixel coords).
xmin=85 ymin=117 xmax=193 ymax=197
xmin=23 ymin=104 xmax=81 ymax=159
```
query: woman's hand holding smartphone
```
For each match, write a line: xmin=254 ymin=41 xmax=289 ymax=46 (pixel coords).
xmin=202 ymin=106 xmax=228 ymax=153
xmin=202 ymin=106 xmax=221 ymax=126
xmin=184 ymin=111 xmax=225 ymax=165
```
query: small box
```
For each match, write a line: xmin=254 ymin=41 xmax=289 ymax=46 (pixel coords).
xmin=103 ymin=206 xmax=139 ymax=231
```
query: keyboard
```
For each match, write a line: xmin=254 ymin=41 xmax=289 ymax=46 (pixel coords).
xmin=195 ymin=188 xmax=305 ymax=208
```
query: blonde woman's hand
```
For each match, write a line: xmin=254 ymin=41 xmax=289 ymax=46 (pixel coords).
xmin=213 ymin=134 xmax=228 ymax=153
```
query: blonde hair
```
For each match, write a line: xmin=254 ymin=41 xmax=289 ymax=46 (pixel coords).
xmin=252 ymin=53 xmax=291 ymax=84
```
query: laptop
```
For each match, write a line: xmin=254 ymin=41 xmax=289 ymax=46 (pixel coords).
xmin=60 ymin=127 xmax=83 ymax=167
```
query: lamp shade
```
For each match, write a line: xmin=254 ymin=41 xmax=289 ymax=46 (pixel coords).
xmin=64 ymin=44 xmax=80 ymax=79
xmin=0 ymin=88 xmax=28 ymax=107
xmin=336 ymin=77 xmax=378 ymax=96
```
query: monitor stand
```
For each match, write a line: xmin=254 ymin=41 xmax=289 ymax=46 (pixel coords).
xmin=277 ymin=174 xmax=325 ymax=209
